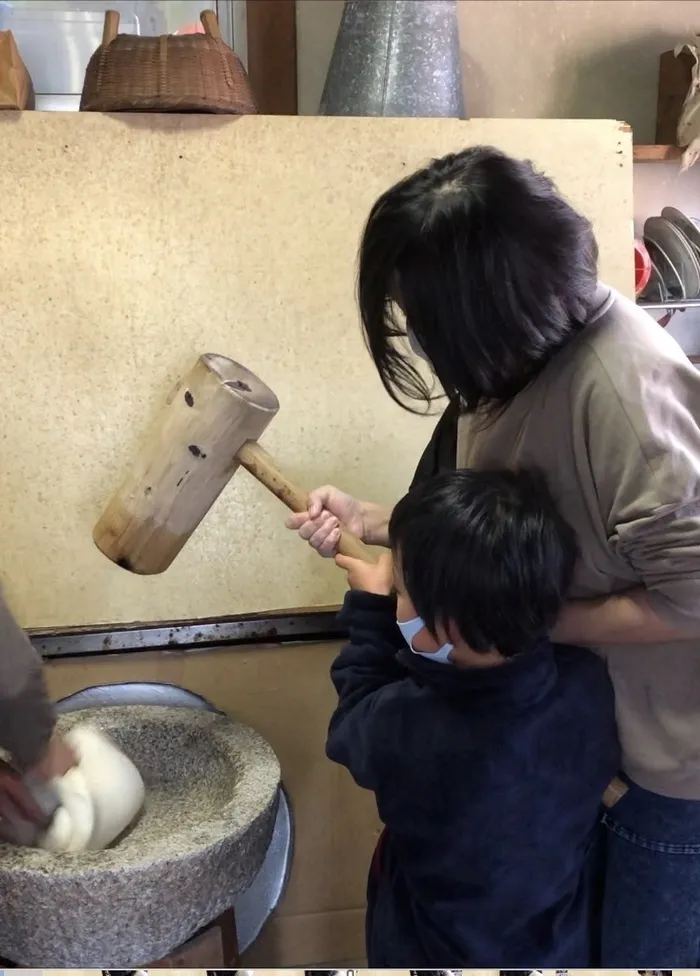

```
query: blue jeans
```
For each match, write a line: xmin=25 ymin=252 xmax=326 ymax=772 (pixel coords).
xmin=601 ymin=776 xmax=700 ymax=966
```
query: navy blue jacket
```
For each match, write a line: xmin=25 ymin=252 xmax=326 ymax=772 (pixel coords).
xmin=326 ymin=590 xmax=620 ymax=968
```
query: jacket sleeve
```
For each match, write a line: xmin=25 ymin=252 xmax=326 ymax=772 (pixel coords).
xmin=0 ymin=589 xmax=55 ymax=770
xmin=326 ymin=590 xmax=411 ymax=791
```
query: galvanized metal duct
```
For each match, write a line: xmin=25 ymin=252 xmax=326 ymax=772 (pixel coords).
xmin=320 ymin=0 xmax=464 ymax=118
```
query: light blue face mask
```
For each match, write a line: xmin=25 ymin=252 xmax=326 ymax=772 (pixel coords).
xmin=397 ymin=616 xmax=454 ymax=665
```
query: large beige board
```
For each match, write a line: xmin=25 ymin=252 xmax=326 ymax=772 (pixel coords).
xmin=0 ymin=114 xmax=633 ymax=629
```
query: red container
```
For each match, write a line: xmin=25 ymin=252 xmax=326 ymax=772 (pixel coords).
xmin=635 ymin=239 xmax=652 ymax=296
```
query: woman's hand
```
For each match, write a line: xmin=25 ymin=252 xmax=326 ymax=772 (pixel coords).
xmin=29 ymin=733 xmax=77 ymax=782
xmin=335 ymin=552 xmax=394 ymax=595
xmin=0 ymin=762 xmax=45 ymax=825
xmin=286 ymin=485 xmax=391 ymax=556
xmin=0 ymin=734 xmax=76 ymax=830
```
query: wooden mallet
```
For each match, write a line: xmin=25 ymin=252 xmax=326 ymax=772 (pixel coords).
xmin=93 ymin=354 xmax=375 ymax=574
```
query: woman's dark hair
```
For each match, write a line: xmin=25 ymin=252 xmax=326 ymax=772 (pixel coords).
xmin=389 ymin=468 xmax=577 ymax=657
xmin=358 ymin=145 xmax=599 ymax=413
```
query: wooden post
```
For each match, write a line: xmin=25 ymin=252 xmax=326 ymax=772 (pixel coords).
xmin=145 ymin=906 xmax=239 ymax=967
xmin=246 ymin=0 xmax=298 ymax=114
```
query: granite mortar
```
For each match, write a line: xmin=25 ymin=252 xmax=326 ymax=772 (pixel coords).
xmin=0 ymin=705 xmax=281 ymax=967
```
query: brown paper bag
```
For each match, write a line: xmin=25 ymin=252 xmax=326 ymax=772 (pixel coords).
xmin=0 ymin=30 xmax=34 ymax=110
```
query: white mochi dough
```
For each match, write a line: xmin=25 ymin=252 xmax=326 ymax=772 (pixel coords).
xmin=40 ymin=725 xmax=145 ymax=853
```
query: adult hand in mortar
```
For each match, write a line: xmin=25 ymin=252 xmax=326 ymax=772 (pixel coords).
xmin=0 ymin=761 xmax=43 ymax=824
xmin=0 ymin=587 xmax=68 ymax=790
xmin=39 ymin=725 xmax=145 ymax=853
xmin=31 ymin=733 xmax=78 ymax=782
xmin=0 ymin=735 xmax=77 ymax=844
xmin=0 ymin=581 xmax=79 ymax=843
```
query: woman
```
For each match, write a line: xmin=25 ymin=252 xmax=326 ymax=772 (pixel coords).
xmin=0 ymin=589 xmax=75 ymax=833
xmin=287 ymin=146 xmax=700 ymax=965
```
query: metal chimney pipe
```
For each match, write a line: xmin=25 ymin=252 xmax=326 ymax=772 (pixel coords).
xmin=320 ymin=0 xmax=464 ymax=118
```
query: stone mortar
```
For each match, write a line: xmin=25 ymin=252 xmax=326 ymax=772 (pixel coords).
xmin=0 ymin=705 xmax=281 ymax=967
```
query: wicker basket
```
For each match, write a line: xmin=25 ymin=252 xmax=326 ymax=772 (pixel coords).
xmin=80 ymin=9 xmax=257 ymax=114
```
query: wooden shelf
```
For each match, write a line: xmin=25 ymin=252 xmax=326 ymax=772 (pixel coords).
xmin=633 ymin=144 xmax=682 ymax=161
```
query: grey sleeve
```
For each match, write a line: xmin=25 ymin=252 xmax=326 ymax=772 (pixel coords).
xmin=0 ymin=590 xmax=55 ymax=770
xmin=587 ymin=353 xmax=700 ymax=628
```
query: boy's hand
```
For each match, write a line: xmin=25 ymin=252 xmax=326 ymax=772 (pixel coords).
xmin=335 ymin=552 xmax=394 ymax=595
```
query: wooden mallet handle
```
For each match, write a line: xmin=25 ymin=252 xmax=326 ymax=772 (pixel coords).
xmin=236 ymin=441 xmax=376 ymax=563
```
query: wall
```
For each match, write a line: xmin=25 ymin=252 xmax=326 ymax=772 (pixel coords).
xmin=295 ymin=0 xmax=700 ymax=358
xmin=296 ymin=0 xmax=343 ymax=115
xmin=5 ymin=113 xmax=631 ymax=965
xmin=457 ymin=0 xmax=700 ymax=142
xmin=0 ymin=113 xmax=632 ymax=631
xmin=296 ymin=0 xmax=700 ymax=132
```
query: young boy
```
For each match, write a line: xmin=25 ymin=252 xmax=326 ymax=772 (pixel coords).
xmin=326 ymin=469 xmax=619 ymax=968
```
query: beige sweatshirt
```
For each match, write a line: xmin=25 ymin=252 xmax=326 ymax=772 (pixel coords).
xmin=456 ymin=285 xmax=700 ymax=800
xmin=0 ymin=589 xmax=55 ymax=770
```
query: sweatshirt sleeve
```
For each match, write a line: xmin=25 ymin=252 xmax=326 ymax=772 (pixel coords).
xmin=0 ymin=589 xmax=55 ymax=770
xmin=326 ymin=590 xmax=411 ymax=791
xmin=584 ymin=344 xmax=700 ymax=628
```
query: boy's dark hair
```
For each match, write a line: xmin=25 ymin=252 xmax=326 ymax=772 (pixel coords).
xmin=389 ymin=468 xmax=577 ymax=658
xmin=358 ymin=145 xmax=599 ymax=414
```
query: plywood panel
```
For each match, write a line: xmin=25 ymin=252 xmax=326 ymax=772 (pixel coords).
xmin=242 ymin=908 xmax=367 ymax=967
xmin=44 ymin=642 xmax=380 ymax=966
xmin=0 ymin=114 xmax=633 ymax=629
